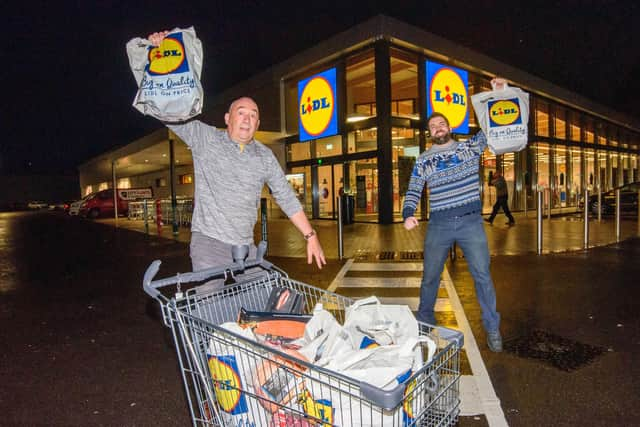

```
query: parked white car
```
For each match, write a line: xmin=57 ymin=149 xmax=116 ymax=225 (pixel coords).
xmin=68 ymin=198 xmax=87 ymax=216
xmin=27 ymin=201 xmax=49 ymax=210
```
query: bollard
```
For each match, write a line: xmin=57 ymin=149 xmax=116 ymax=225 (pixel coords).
xmin=615 ymin=189 xmax=621 ymax=242
xmin=583 ymin=189 xmax=589 ymax=250
xmin=337 ymin=196 xmax=344 ymax=260
xmin=537 ymin=191 xmax=543 ymax=254
xmin=260 ymin=198 xmax=268 ymax=255
xmin=155 ymin=199 xmax=163 ymax=235
xmin=143 ymin=200 xmax=149 ymax=234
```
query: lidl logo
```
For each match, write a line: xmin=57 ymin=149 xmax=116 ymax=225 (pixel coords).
xmin=147 ymin=32 xmax=189 ymax=75
xmin=488 ymin=98 xmax=522 ymax=127
xmin=402 ymin=378 xmax=417 ymax=426
xmin=426 ymin=61 xmax=469 ymax=133
xmin=359 ymin=336 xmax=380 ymax=349
xmin=299 ymin=388 xmax=334 ymax=426
xmin=207 ymin=355 xmax=248 ymax=415
xmin=298 ymin=68 xmax=338 ymax=142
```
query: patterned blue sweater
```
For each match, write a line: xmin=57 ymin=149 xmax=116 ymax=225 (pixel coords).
xmin=402 ymin=131 xmax=487 ymax=221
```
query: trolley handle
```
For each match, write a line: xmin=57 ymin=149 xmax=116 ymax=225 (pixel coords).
xmin=143 ymin=241 xmax=271 ymax=301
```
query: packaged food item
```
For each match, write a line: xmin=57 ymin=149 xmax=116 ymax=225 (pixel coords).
xmin=126 ymin=26 xmax=203 ymax=122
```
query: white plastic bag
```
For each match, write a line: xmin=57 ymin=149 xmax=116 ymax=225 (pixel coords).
xmin=343 ymin=296 xmax=419 ymax=348
xmin=471 ymin=82 xmax=530 ymax=155
xmin=126 ymin=26 xmax=203 ymax=122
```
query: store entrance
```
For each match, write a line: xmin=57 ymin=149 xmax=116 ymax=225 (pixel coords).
xmin=316 ymin=164 xmax=343 ymax=219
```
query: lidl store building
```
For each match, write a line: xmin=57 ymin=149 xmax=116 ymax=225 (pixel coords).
xmin=79 ymin=16 xmax=639 ymax=224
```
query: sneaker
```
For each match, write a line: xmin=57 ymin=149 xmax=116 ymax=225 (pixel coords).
xmin=484 ymin=218 xmax=493 ymax=225
xmin=487 ymin=330 xmax=503 ymax=352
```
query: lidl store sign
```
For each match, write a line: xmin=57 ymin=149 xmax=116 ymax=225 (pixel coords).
xmin=298 ymin=68 xmax=338 ymax=142
xmin=426 ymin=61 xmax=469 ymax=134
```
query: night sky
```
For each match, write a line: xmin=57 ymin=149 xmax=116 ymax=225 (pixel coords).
xmin=4 ymin=0 xmax=638 ymax=175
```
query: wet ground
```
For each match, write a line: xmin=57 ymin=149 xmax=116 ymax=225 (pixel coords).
xmin=1 ymin=211 xmax=639 ymax=426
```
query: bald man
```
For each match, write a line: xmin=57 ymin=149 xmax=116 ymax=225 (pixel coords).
xmin=147 ymin=32 xmax=325 ymax=284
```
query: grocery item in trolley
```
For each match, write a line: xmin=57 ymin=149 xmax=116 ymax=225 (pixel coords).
xmin=126 ymin=26 xmax=203 ymax=122
xmin=237 ymin=308 xmax=311 ymax=344
xmin=471 ymin=81 xmax=530 ymax=155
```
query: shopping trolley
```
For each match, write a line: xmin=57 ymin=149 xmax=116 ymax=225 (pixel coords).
xmin=143 ymin=242 xmax=464 ymax=426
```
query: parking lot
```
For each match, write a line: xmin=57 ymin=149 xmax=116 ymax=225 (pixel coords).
xmin=1 ymin=210 xmax=640 ymax=426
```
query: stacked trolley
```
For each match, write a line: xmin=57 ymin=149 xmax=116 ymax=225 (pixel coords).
xmin=143 ymin=242 xmax=464 ymax=426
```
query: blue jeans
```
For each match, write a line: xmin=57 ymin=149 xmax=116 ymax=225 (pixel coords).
xmin=418 ymin=214 xmax=500 ymax=333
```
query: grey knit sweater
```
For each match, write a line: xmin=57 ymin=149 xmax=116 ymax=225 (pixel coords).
xmin=168 ymin=120 xmax=302 ymax=245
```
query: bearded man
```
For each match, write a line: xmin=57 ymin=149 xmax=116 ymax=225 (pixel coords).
xmin=402 ymin=78 xmax=506 ymax=352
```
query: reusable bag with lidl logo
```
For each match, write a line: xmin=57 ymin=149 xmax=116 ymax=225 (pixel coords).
xmin=126 ymin=26 xmax=203 ymax=122
xmin=471 ymin=82 xmax=529 ymax=155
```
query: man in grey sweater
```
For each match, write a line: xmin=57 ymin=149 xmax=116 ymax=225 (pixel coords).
xmin=147 ymin=32 xmax=326 ymax=283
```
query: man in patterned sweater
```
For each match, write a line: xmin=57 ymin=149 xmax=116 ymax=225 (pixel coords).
xmin=402 ymin=84 xmax=504 ymax=351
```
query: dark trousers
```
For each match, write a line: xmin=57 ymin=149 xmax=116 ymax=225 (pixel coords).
xmin=488 ymin=196 xmax=515 ymax=223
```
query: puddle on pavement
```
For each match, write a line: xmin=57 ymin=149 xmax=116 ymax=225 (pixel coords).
xmin=504 ymin=329 xmax=607 ymax=371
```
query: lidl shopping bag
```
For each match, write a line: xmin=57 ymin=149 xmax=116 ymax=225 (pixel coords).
xmin=206 ymin=322 xmax=269 ymax=426
xmin=471 ymin=82 xmax=529 ymax=155
xmin=296 ymin=368 xmax=418 ymax=427
xmin=126 ymin=26 xmax=203 ymax=122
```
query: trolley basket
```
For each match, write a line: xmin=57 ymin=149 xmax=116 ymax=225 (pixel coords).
xmin=143 ymin=242 xmax=463 ymax=426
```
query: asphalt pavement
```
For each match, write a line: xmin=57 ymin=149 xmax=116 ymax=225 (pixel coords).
xmin=1 ymin=210 xmax=639 ymax=426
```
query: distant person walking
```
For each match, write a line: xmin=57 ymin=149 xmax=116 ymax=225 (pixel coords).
xmin=485 ymin=170 xmax=515 ymax=226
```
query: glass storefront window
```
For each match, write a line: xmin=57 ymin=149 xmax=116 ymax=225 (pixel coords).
xmin=347 ymin=128 xmax=377 ymax=153
xmin=569 ymin=111 xmax=581 ymax=142
xmin=535 ymin=100 xmax=549 ymax=137
xmin=584 ymin=149 xmax=594 ymax=193
xmin=584 ymin=117 xmax=594 ymax=143
xmin=346 ymin=49 xmax=376 ymax=122
xmin=600 ymin=151 xmax=609 ymax=190
xmin=631 ymin=155 xmax=638 ymax=183
xmin=554 ymin=146 xmax=567 ymax=207
xmin=554 ymin=108 xmax=566 ymax=140
xmin=290 ymin=166 xmax=311 ymax=215
xmin=570 ymin=147 xmax=582 ymax=201
xmin=351 ymin=157 xmax=378 ymax=222
xmin=287 ymin=141 xmax=311 ymax=162
xmin=597 ymin=132 xmax=607 ymax=146
xmin=316 ymin=135 xmax=342 ymax=158
xmin=621 ymin=153 xmax=630 ymax=184
xmin=390 ymin=48 xmax=418 ymax=119
xmin=392 ymin=128 xmax=420 ymax=216
xmin=117 ymin=178 xmax=131 ymax=188
xmin=482 ymin=151 xmax=496 ymax=213
xmin=535 ymin=143 xmax=550 ymax=191
xmin=610 ymin=152 xmax=621 ymax=187
xmin=503 ymin=152 xmax=516 ymax=209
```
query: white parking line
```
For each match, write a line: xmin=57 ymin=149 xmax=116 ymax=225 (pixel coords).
xmin=441 ymin=266 xmax=508 ymax=426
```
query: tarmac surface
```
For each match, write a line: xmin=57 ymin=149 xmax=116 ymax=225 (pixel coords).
xmin=1 ymin=210 xmax=639 ymax=426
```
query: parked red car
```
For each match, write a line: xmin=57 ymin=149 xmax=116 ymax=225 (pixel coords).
xmin=79 ymin=189 xmax=129 ymax=218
